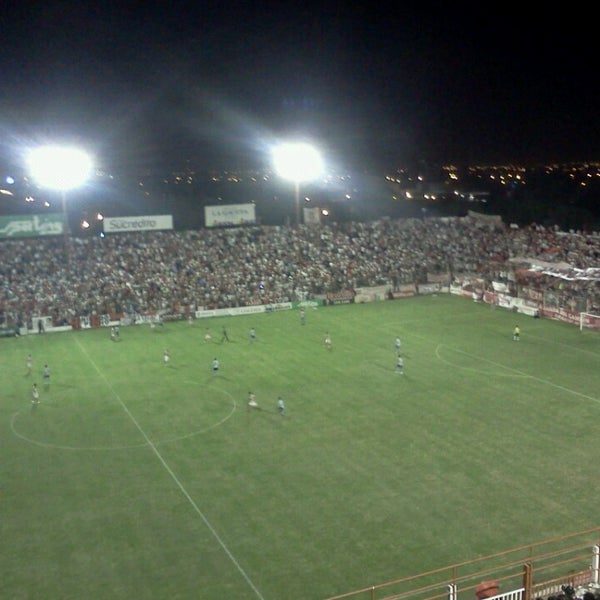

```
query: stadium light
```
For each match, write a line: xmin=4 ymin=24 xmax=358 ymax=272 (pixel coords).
xmin=27 ymin=145 xmax=93 ymax=236
xmin=272 ymin=141 xmax=324 ymax=226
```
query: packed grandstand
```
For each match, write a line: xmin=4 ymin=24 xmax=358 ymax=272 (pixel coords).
xmin=0 ymin=213 xmax=598 ymax=332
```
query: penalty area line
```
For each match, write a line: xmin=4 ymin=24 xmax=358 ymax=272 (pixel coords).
xmin=442 ymin=344 xmax=600 ymax=405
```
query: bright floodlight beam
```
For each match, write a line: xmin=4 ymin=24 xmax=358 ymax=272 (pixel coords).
xmin=27 ymin=145 xmax=92 ymax=191
xmin=27 ymin=145 xmax=93 ymax=236
xmin=272 ymin=142 xmax=324 ymax=225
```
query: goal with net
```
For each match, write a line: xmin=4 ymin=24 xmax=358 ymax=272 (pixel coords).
xmin=579 ymin=312 xmax=600 ymax=331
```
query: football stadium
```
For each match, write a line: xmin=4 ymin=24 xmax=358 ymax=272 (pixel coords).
xmin=1 ymin=209 xmax=599 ymax=600
xmin=3 ymin=3 xmax=600 ymax=598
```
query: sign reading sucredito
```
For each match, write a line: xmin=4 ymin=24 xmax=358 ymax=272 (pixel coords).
xmin=103 ymin=215 xmax=173 ymax=233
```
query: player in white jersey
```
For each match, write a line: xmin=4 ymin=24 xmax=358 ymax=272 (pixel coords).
xmin=248 ymin=392 xmax=258 ymax=409
xmin=31 ymin=383 xmax=40 ymax=405
xmin=395 ymin=355 xmax=404 ymax=374
xmin=43 ymin=364 xmax=51 ymax=387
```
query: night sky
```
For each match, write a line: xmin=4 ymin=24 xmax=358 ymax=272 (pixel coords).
xmin=1 ymin=3 xmax=598 ymax=174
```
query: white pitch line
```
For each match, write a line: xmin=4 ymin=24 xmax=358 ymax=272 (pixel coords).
xmin=10 ymin=413 xmax=151 ymax=451
xmin=73 ymin=336 xmax=266 ymax=600
xmin=434 ymin=344 xmax=529 ymax=378
xmin=10 ymin=387 xmax=237 ymax=451
xmin=522 ymin=331 xmax=600 ymax=358
xmin=438 ymin=344 xmax=600 ymax=404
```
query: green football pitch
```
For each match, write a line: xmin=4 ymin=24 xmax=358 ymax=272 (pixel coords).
xmin=1 ymin=295 xmax=599 ymax=600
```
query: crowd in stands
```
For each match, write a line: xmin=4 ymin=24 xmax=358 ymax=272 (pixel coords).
xmin=0 ymin=215 xmax=598 ymax=328
xmin=538 ymin=585 xmax=600 ymax=600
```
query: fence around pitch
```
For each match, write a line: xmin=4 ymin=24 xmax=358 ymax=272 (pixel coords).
xmin=323 ymin=527 xmax=600 ymax=600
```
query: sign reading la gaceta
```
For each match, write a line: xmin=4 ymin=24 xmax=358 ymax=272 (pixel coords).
xmin=204 ymin=203 xmax=256 ymax=227
xmin=103 ymin=215 xmax=173 ymax=233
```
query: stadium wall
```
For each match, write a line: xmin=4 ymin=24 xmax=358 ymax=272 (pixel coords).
xmin=12 ymin=276 xmax=596 ymax=335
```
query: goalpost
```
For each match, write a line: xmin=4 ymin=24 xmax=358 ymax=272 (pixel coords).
xmin=580 ymin=312 xmax=600 ymax=331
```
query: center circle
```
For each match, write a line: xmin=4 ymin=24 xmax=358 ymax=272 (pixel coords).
xmin=10 ymin=384 xmax=236 ymax=451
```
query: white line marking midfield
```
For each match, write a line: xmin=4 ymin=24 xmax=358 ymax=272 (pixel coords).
xmin=73 ymin=336 xmax=266 ymax=600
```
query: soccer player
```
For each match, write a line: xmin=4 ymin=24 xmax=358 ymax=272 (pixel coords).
xmin=324 ymin=332 xmax=332 ymax=350
xmin=221 ymin=326 xmax=229 ymax=342
xmin=299 ymin=308 xmax=306 ymax=325
xmin=43 ymin=364 xmax=50 ymax=387
xmin=513 ymin=325 xmax=520 ymax=341
xmin=212 ymin=357 xmax=219 ymax=375
xmin=395 ymin=355 xmax=404 ymax=374
xmin=277 ymin=396 xmax=285 ymax=416
xmin=395 ymin=336 xmax=401 ymax=352
xmin=163 ymin=349 xmax=170 ymax=365
xmin=248 ymin=392 xmax=258 ymax=409
xmin=204 ymin=328 xmax=212 ymax=342
xmin=31 ymin=383 xmax=40 ymax=405
xmin=26 ymin=354 xmax=32 ymax=376
xmin=250 ymin=327 xmax=256 ymax=343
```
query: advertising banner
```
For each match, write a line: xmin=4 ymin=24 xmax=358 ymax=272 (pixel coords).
xmin=303 ymin=206 xmax=320 ymax=224
xmin=0 ymin=326 xmax=19 ymax=337
xmin=292 ymin=299 xmax=323 ymax=309
xmin=418 ymin=282 xmax=443 ymax=295
xmin=103 ymin=215 xmax=173 ymax=233
xmin=0 ymin=214 xmax=64 ymax=238
xmin=194 ymin=302 xmax=291 ymax=319
xmin=204 ymin=204 xmax=256 ymax=227
xmin=326 ymin=290 xmax=355 ymax=305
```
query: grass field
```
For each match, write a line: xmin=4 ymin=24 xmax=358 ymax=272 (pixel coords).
xmin=1 ymin=295 xmax=599 ymax=600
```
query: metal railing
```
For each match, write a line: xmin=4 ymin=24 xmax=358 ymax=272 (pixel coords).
xmin=323 ymin=528 xmax=600 ymax=600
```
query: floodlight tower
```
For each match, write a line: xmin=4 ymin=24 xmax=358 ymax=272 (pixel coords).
xmin=27 ymin=145 xmax=93 ymax=238
xmin=272 ymin=141 xmax=324 ymax=226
